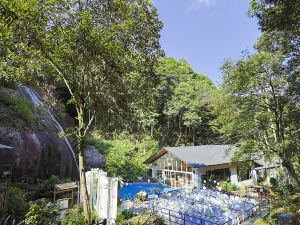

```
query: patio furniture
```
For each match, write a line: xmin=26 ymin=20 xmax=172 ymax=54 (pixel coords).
xmin=53 ymin=182 xmax=78 ymax=210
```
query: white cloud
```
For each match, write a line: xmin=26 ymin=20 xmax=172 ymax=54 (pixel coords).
xmin=188 ymin=0 xmax=217 ymax=11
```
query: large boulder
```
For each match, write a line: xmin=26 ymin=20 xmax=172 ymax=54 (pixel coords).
xmin=0 ymin=127 xmax=78 ymax=180
xmin=0 ymin=87 xmax=78 ymax=180
xmin=84 ymin=146 xmax=105 ymax=170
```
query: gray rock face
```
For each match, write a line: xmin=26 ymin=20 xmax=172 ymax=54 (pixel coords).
xmin=0 ymin=127 xmax=78 ymax=180
xmin=84 ymin=146 xmax=105 ymax=170
xmin=0 ymin=87 xmax=79 ymax=180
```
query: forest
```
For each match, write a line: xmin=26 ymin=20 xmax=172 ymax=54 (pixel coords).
xmin=0 ymin=0 xmax=299 ymax=224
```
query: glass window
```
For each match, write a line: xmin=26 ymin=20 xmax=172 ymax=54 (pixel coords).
xmin=172 ymin=159 xmax=176 ymax=171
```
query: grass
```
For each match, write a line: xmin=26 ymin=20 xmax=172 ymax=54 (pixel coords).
xmin=0 ymin=91 xmax=35 ymax=126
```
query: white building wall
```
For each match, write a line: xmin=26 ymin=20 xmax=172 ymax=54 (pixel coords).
xmin=192 ymin=168 xmax=202 ymax=188
xmin=251 ymin=163 xmax=258 ymax=184
xmin=230 ymin=166 xmax=238 ymax=184
xmin=152 ymin=162 xmax=157 ymax=179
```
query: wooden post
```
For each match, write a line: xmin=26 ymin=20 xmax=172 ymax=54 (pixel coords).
xmin=71 ymin=189 xmax=74 ymax=207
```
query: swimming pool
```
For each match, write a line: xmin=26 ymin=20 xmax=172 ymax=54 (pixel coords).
xmin=118 ymin=182 xmax=173 ymax=200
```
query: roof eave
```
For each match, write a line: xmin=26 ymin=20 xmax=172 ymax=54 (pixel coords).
xmin=143 ymin=148 xmax=167 ymax=164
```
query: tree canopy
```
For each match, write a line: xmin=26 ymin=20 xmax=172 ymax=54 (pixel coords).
xmin=1 ymin=0 xmax=163 ymax=222
xmin=210 ymin=0 xmax=300 ymax=185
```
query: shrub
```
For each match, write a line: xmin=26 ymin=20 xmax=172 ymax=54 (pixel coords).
xmin=7 ymin=186 xmax=29 ymax=216
xmin=122 ymin=209 xmax=134 ymax=220
xmin=24 ymin=199 xmax=59 ymax=225
xmin=16 ymin=175 xmax=60 ymax=201
xmin=0 ymin=79 xmax=16 ymax=88
xmin=116 ymin=214 xmax=126 ymax=224
xmin=269 ymin=177 xmax=278 ymax=187
xmin=86 ymin=131 xmax=159 ymax=181
xmin=253 ymin=218 xmax=270 ymax=225
xmin=121 ymin=214 xmax=166 ymax=225
xmin=203 ymin=175 xmax=218 ymax=189
xmin=60 ymin=207 xmax=88 ymax=225
xmin=220 ymin=181 xmax=239 ymax=192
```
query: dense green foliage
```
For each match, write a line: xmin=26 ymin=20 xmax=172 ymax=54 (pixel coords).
xmin=60 ymin=207 xmax=88 ymax=225
xmin=0 ymin=90 xmax=35 ymax=126
xmin=0 ymin=0 xmax=299 ymax=222
xmin=85 ymin=58 xmax=220 ymax=180
xmin=154 ymin=58 xmax=217 ymax=145
xmin=219 ymin=181 xmax=238 ymax=192
xmin=249 ymin=0 xmax=300 ymax=32
xmin=0 ymin=0 xmax=163 ymax=221
xmin=15 ymin=176 xmax=60 ymax=200
xmin=120 ymin=214 xmax=166 ymax=225
xmin=87 ymin=132 xmax=158 ymax=181
xmin=6 ymin=186 xmax=29 ymax=218
xmin=209 ymin=0 xmax=300 ymax=186
xmin=106 ymin=58 xmax=219 ymax=146
xmin=24 ymin=199 xmax=59 ymax=225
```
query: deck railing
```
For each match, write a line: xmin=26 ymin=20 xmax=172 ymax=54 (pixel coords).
xmin=150 ymin=198 xmax=269 ymax=225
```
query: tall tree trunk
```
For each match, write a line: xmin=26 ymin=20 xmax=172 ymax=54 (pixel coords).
xmin=282 ymin=157 xmax=300 ymax=186
xmin=77 ymin=107 xmax=91 ymax=224
xmin=78 ymin=138 xmax=91 ymax=224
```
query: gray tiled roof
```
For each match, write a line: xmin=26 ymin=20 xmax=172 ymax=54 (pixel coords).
xmin=164 ymin=145 xmax=236 ymax=167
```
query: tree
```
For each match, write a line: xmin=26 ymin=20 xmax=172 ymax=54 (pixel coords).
xmin=249 ymin=0 xmax=300 ymax=32
xmin=217 ymin=52 xmax=300 ymax=185
xmin=247 ymin=0 xmax=300 ymax=184
xmin=164 ymin=77 xmax=215 ymax=145
xmin=249 ymin=0 xmax=300 ymax=105
xmin=0 ymin=0 xmax=163 ymax=222
xmin=154 ymin=58 xmax=217 ymax=145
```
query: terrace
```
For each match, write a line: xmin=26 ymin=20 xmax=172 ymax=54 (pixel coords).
xmin=148 ymin=189 xmax=268 ymax=225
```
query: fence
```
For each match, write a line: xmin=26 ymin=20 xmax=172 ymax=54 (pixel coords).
xmin=151 ymin=199 xmax=269 ymax=225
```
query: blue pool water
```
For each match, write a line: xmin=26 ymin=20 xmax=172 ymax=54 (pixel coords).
xmin=118 ymin=182 xmax=172 ymax=200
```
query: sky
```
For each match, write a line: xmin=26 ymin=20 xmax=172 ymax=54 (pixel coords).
xmin=153 ymin=0 xmax=261 ymax=85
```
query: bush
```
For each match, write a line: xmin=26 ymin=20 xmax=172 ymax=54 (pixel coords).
xmin=7 ymin=186 xmax=29 ymax=216
xmin=203 ymin=175 xmax=218 ymax=189
xmin=122 ymin=209 xmax=134 ymax=220
xmin=86 ymin=131 xmax=159 ymax=181
xmin=269 ymin=177 xmax=278 ymax=187
xmin=253 ymin=218 xmax=270 ymax=225
xmin=121 ymin=214 xmax=166 ymax=225
xmin=16 ymin=175 xmax=60 ymax=201
xmin=24 ymin=198 xmax=59 ymax=225
xmin=0 ymin=79 xmax=16 ymax=88
xmin=0 ymin=92 xmax=35 ymax=126
xmin=116 ymin=214 xmax=126 ymax=224
xmin=60 ymin=207 xmax=88 ymax=225
xmin=220 ymin=181 xmax=239 ymax=192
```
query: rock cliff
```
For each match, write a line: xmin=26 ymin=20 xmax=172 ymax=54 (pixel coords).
xmin=0 ymin=87 xmax=78 ymax=180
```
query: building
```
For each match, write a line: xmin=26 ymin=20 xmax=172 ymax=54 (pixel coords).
xmin=144 ymin=145 xmax=269 ymax=188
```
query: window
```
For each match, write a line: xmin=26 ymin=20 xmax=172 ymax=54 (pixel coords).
xmin=238 ymin=167 xmax=251 ymax=181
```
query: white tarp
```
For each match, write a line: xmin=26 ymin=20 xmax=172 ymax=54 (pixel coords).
xmin=86 ymin=169 xmax=118 ymax=225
